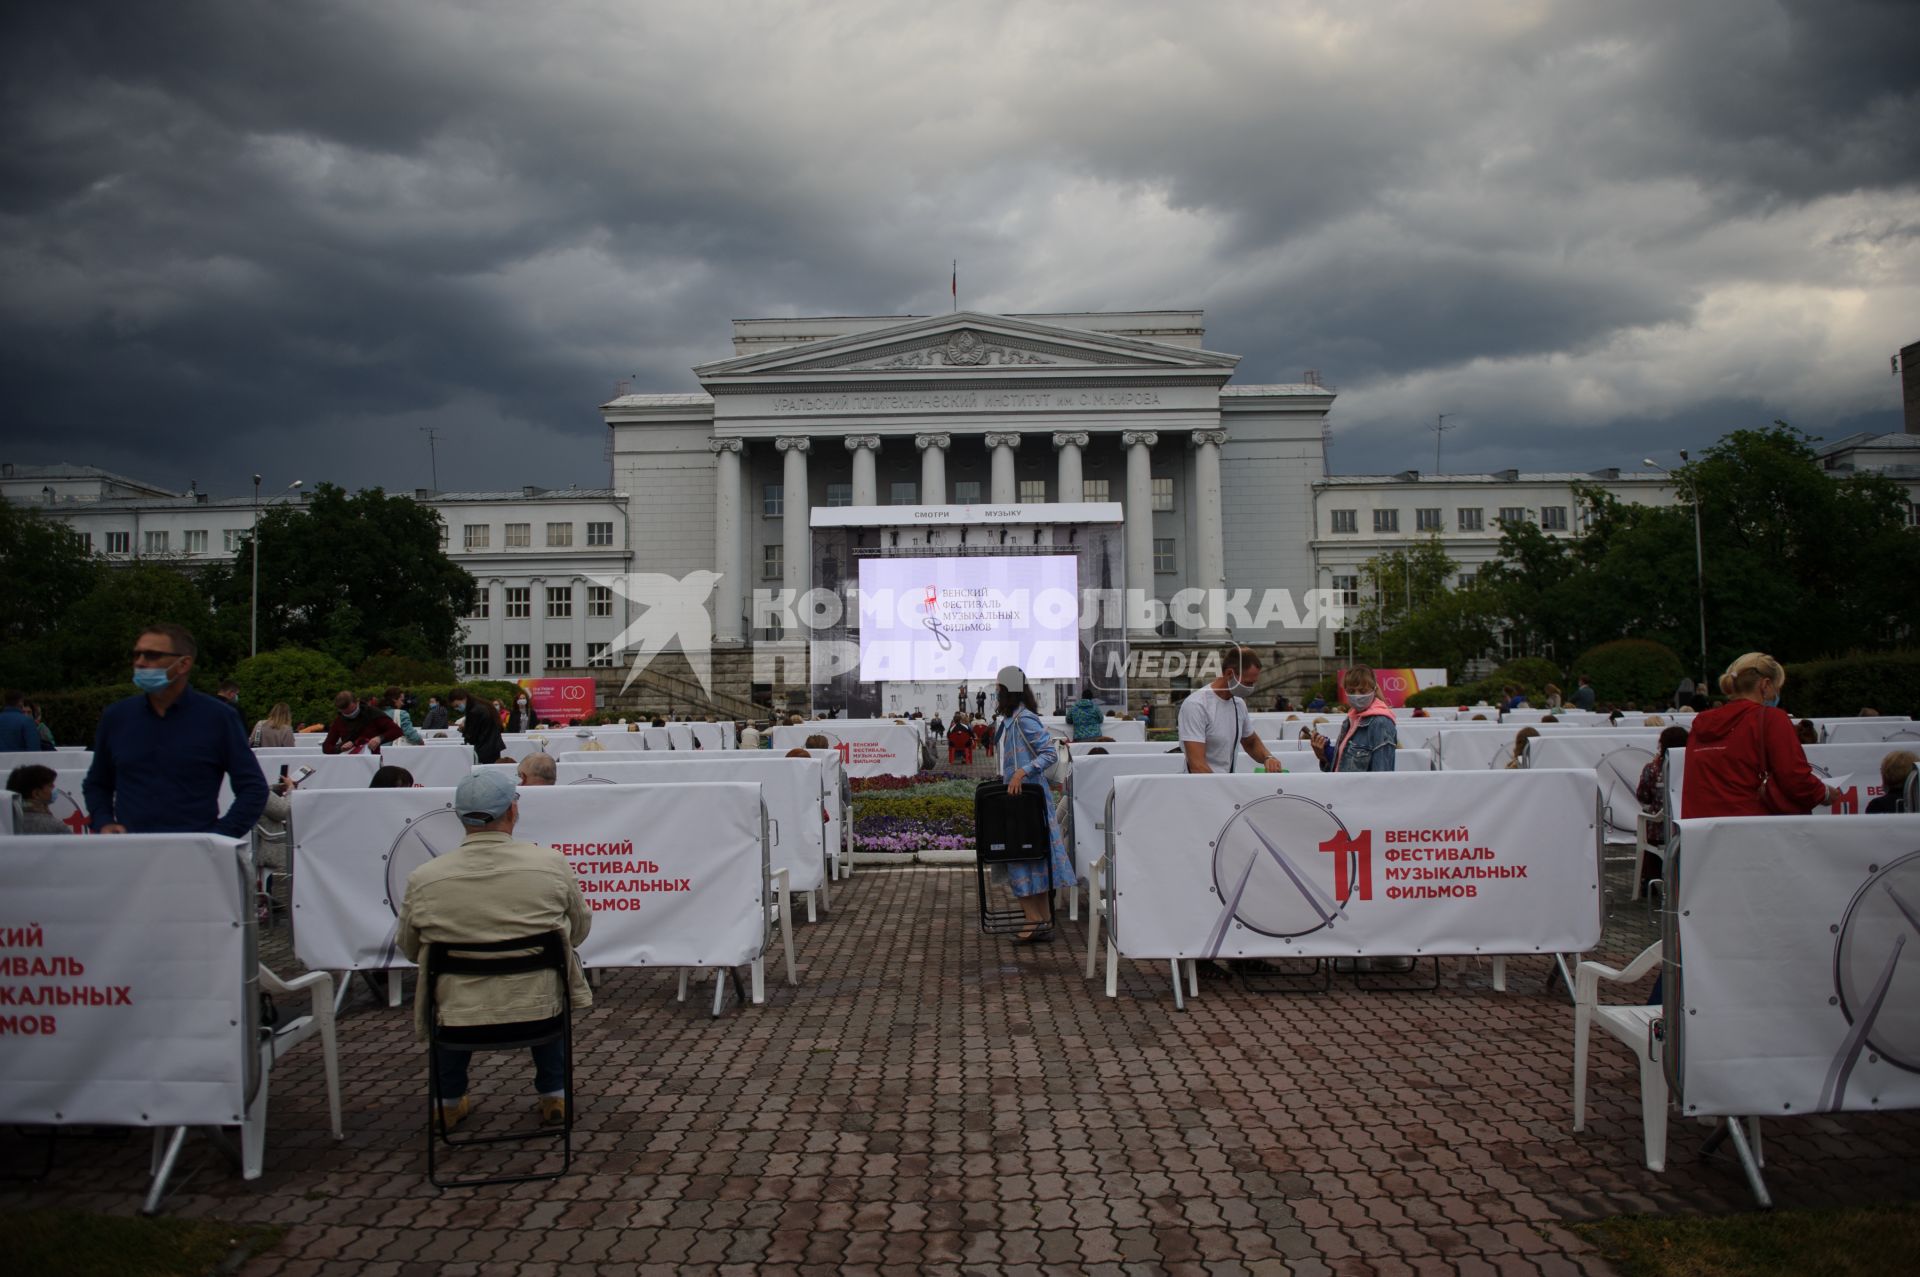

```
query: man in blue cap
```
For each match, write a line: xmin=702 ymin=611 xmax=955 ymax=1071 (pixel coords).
xmin=397 ymin=770 xmax=592 ymax=1131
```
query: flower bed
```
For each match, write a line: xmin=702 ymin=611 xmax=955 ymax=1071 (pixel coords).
xmin=851 ymin=770 xmax=980 ymax=854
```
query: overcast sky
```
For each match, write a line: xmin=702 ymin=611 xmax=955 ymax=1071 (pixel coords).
xmin=3 ymin=0 xmax=1915 ymax=497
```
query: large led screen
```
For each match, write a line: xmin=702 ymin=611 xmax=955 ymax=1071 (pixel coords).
xmin=856 ymin=555 xmax=1081 ymax=682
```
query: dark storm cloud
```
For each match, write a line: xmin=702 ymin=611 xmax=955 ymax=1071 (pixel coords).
xmin=1 ymin=0 xmax=1915 ymax=498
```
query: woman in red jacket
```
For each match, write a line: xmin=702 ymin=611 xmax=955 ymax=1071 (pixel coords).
xmin=1680 ymin=652 xmax=1838 ymax=819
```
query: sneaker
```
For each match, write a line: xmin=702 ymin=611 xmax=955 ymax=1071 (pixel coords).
xmin=438 ymin=1095 xmax=472 ymax=1134
xmin=537 ymin=1096 xmax=567 ymax=1126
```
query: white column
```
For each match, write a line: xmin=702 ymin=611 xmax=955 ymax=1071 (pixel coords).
xmin=487 ymin=577 xmax=506 ymax=678
xmin=916 ymin=433 xmax=949 ymax=505
xmin=845 ymin=435 xmax=880 ymax=507
xmin=986 ymin=432 xmax=1022 ymax=503
xmin=775 ymin=437 xmax=811 ymax=603
xmin=709 ymin=438 xmax=745 ymax=644
xmin=529 ymin=575 xmax=547 ymax=675
xmin=1123 ymin=431 xmax=1159 ymax=635
xmin=570 ymin=575 xmax=586 ymax=667
xmin=1192 ymin=429 xmax=1229 ymax=639
xmin=1053 ymin=432 xmax=1088 ymax=504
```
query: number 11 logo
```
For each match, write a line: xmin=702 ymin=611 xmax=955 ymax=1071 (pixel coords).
xmin=1317 ymin=829 xmax=1374 ymax=902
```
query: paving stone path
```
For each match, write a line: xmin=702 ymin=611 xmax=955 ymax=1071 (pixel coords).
xmin=5 ymin=859 xmax=1917 ymax=1275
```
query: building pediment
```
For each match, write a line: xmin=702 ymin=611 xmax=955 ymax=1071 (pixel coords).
xmin=693 ymin=311 xmax=1239 ymax=384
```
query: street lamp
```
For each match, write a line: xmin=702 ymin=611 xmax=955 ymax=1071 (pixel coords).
xmin=252 ymin=478 xmax=303 ymax=657
xmin=1644 ymin=453 xmax=1708 ymax=690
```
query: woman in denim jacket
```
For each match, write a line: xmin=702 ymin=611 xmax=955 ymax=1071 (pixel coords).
xmin=1311 ymin=667 xmax=1399 ymax=772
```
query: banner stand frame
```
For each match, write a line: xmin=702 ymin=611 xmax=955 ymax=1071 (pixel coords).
xmin=1235 ymin=958 xmax=1332 ymax=995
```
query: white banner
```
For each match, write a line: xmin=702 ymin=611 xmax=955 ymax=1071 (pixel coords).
xmin=1522 ymin=734 xmax=1664 ymax=843
xmin=1067 ymin=753 xmax=1187 ymax=882
xmin=1041 ymin=718 xmax=1148 ymax=742
xmin=289 ymin=783 xmax=767 ymax=971
xmin=1673 ymin=815 xmax=1920 ymax=1116
xmin=1108 ymin=770 xmax=1603 ymax=960
xmin=0 ymin=750 xmax=94 ymax=774
xmin=769 ymin=722 xmax=923 ymax=778
xmin=1668 ymin=743 xmax=1912 ymax=817
xmin=1823 ymin=721 xmax=1920 ymax=746
xmin=1233 ymin=745 xmax=1434 ymax=773
xmin=373 ymin=743 xmax=476 ymax=788
xmin=557 ymin=757 xmax=826 ymax=893
xmin=0 ymin=835 xmax=250 ymax=1126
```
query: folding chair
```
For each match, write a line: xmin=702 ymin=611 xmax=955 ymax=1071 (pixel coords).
xmin=1631 ymin=811 xmax=1666 ymax=902
xmin=425 ymin=932 xmax=574 ymax=1189
xmin=973 ymin=780 xmax=1053 ymax=934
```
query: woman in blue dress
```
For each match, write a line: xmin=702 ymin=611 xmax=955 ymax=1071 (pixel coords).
xmin=993 ymin=665 xmax=1076 ymax=943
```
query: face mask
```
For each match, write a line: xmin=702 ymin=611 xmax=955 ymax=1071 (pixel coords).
xmin=517 ymin=699 xmax=529 ymax=707
xmin=343 ymin=704 xmax=360 ymax=718
xmin=132 ymin=667 xmax=171 ymax=693
xmin=1349 ymin=693 xmax=1375 ymax=711
xmin=1227 ymin=677 xmax=1254 ymax=700
xmin=1763 ymin=695 xmax=1780 ymax=708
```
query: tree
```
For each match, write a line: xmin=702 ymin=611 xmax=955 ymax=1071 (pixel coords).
xmin=235 ymin=648 xmax=354 ymax=728
xmin=46 ymin=563 xmax=221 ymax=688
xmin=202 ymin=484 xmax=476 ymax=668
xmin=0 ymin=500 xmax=104 ymax=684
xmin=1346 ymin=539 xmax=1460 ymax=664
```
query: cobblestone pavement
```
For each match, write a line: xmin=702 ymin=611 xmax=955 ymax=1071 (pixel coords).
xmin=5 ymin=857 xmax=1918 ymax=1276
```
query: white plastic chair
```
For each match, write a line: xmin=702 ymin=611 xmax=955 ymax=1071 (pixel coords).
xmin=247 ymin=966 xmax=344 ymax=1177
xmin=1631 ymin=811 xmax=1666 ymax=901
xmin=1572 ymin=941 xmax=1666 ymax=1170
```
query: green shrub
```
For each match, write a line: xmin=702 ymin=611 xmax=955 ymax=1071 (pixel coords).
xmin=353 ymin=651 xmax=457 ymax=688
xmin=235 ymin=648 xmax=354 ymax=728
xmin=1406 ymin=685 xmax=1475 ymax=708
xmin=1787 ymin=650 xmax=1920 ymax=719
xmin=23 ymin=685 xmax=131 ymax=749
xmin=1570 ymin=639 xmax=1686 ymax=710
xmin=1486 ymin=657 xmax=1565 ymax=697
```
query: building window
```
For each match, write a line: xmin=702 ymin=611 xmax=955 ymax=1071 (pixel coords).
xmin=463 ymin=524 xmax=489 ymax=550
xmin=1458 ymin=508 xmax=1484 ymax=532
xmin=1372 ymin=509 xmax=1399 ymax=534
xmin=763 ymin=544 xmax=783 ymax=579
xmin=438 ymin=525 xmax=449 ymax=551
xmin=460 ymin=644 xmax=490 ymax=677
xmin=587 ymin=585 xmax=613 ymax=617
xmin=504 ymin=644 xmax=530 ymax=676
xmin=1331 ymin=509 xmax=1357 ymax=534
xmin=78 ymin=532 xmax=93 ymax=553
xmin=890 ymin=481 xmax=918 ymax=505
xmin=546 ymin=586 xmax=572 ymax=618
xmin=469 ymin=593 xmax=490 ymax=619
xmin=1540 ymin=505 xmax=1568 ymax=531
xmin=1456 ymin=572 xmax=1476 ymax=590
xmin=183 ymin=529 xmax=209 ymax=554
xmin=546 ymin=522 xmax=573 ymax=547
xmin=1909 ymin=502 xmax=1920 ymax=529
xmin=144 ymin=530 xmax=169 ymax=553
xmin=1415 ymin=508 xmax=1442 ymax=533
xmin=106 ymin=531 xmax=130 ymax=554
xmin=1331 ymin=574 xmax=1359 ymax=607
xmin=1084 ymin=478 xmax=1112 ymax=503
xmin=223 ymin=529 xmax=245 ymax=552
xmin=826 ymin=482 xmax=852 ymax=508
xmin=505 ymin=522 xmax=531 ymax=547
xmin=953 ymin=480 xmax=982 ymax=503
xmin=586 ymin=521 xmax=613 ymax=546
xmin=1018 ymin=479 xmax=1047 ymax=503
xmin=545 ymin=643 xmax=572 ymax=669
xmin=1498 ymin=506 xmax=1526 ymax=527
xmin=1151 ymin=476 xmax=1173 ymax=511
xmin=763 ymin=484 xmax=783 ymax=517
xmin=1153 ymin=538 xmax=1177 ymax=573
xmin=587 ymin=642 xmax=612 ymax=667
xmin=505 ymin=587 xmax=530 ymax=618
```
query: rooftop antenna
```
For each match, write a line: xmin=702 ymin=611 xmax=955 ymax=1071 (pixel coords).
xmin=951 ymin=259 xmax=958 ymax=313
xmin=419 ymin=426 xmax=440 ymax=490
xmin=1430 ymin=413 xmax=1456 ymax=475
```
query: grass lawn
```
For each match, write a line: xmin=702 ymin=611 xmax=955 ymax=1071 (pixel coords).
xmin=0 ymin=1209 xmax=283 ymax=1277
xmin=1573 ymin=1201 xmax=1920 ymax=1276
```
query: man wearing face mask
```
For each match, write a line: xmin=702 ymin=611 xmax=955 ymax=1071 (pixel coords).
xmin=1311 ymin=666 xmax=1399 ymax=772
xmin=83 ymin=622 xmax=268 ymax=835
xmin=1179 ymin=646 xmax=1288 ymax=774
xmin=322 ymin=689 xmax=404 ymax=755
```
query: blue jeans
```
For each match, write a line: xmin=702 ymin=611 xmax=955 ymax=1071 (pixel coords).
xmin=433 ymin=1018 xmax=567 ymax=1098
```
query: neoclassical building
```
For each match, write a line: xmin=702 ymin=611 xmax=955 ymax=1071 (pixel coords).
xmin=604 ymin=311 xmax=1336 ymax=672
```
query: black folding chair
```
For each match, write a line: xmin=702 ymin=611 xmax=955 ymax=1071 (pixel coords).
xmin=973 ymin=780 xmax=1055 ymax=934
xmin=425 ymin=932 xmax=574 ymax=1189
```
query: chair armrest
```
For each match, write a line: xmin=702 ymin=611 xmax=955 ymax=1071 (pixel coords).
xmin=1574 ymin=941 xmax=1662 ymax=1005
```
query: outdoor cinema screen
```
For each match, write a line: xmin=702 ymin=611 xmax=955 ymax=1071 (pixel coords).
xmin=856 ymin=555 xmax=1081 ymax=683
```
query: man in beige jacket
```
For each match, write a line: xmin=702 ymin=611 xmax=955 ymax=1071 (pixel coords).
xmin=398 ymin=770 xmax=591 ymax=1130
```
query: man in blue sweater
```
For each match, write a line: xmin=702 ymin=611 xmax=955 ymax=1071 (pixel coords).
xmin=0 ymin=689 xmax=45 ymax=751
xmin=84 ymin=623 xmax=267 ymax=836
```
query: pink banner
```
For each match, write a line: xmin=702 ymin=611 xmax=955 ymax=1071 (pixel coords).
xmin=518 ymin=677 xmax=597 ymax=724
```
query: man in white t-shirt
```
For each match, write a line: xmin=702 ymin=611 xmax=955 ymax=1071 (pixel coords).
xmin=1178 ymin=646 xmax=1290 ymax=773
